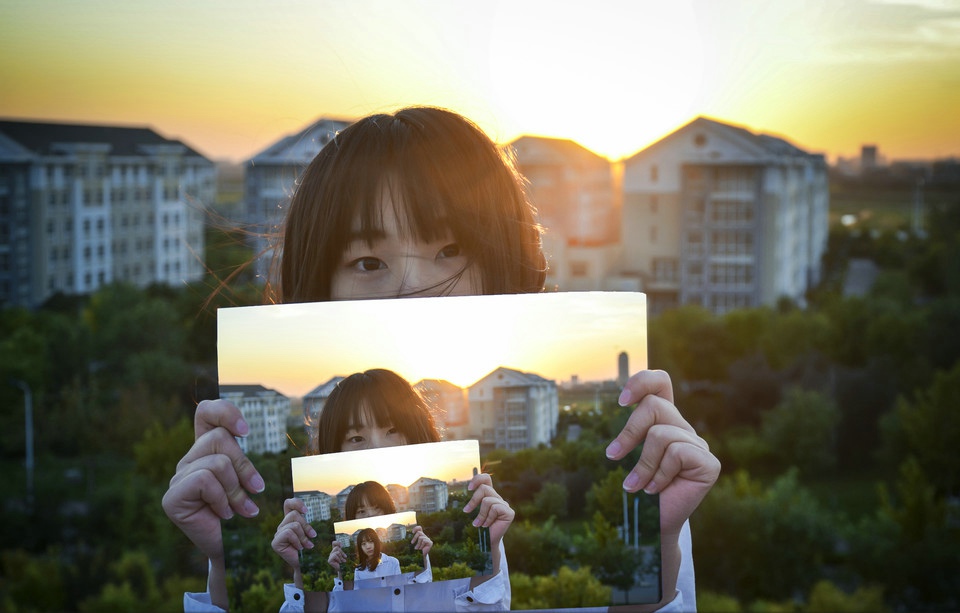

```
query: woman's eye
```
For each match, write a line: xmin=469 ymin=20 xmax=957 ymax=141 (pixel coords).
xmin=437 ymin=243 xmax=461 ymax=259
xmin=347 ymin=435 xmax=364 ymax=444
xmin=387 ymin=427 xmax=399 ymax=435
xmin=350 ymin=257 xmax=386 ymax=272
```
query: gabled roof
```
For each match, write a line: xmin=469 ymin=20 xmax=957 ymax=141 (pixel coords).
xmin=303 ymin=376 xmax=345 ymax=399
xmin=509 ymin=134 xmax=609 ymax=166
xmin=624 ymin=115 xmax=817 ymax=164
xmin=247 ymin=117 xmax=353 ymax=165
xmin=0 ymin=119 xmax=209 ymax=159
xmin=219 ymin=383 xmax=287 ymax=398
xmin=471 ymin=366 xmax=556 ymax=387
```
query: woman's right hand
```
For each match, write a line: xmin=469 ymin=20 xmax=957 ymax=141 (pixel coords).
xmin=161 ymin=399 xmax=265 ymax=561
xmin=272 ymin=497 xmax=317 ymax=570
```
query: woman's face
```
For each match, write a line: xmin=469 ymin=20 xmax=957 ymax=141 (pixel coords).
xmin=330 ymin=192 xmax=480 ymax=300
xmin=341 ymin=404 xmax=408 ymax=452
xmin=353 ymin=495 xmax=386 ymax=519
xmin=360 ymin=537 xmax=376 ymax=558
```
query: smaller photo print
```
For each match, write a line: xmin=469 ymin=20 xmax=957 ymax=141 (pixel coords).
xmin=291 ymin=440 xmax=490 ymax=590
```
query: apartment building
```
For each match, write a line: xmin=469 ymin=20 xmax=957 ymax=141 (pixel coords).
xmin=464 ymin=367 xmax=559 ymax=453
xmin=0 ymin=120 xmax=215 ymax=308
xmin=218 ymin=384 xmax=290 ymax=455
xmin=509 ymin=135 xmax=620 ymax=292
xmin=243 ymin=118 xmax=351 ymax=279
xmin=407 ymin=477 xmax=449 ymax=514
xmin=414 ymin=378 xmax=469 ymax=434
xmin=300 ymin=490 xmax=334 ymax=523
xmin=621 ymin=116 xmax=828 ymax=315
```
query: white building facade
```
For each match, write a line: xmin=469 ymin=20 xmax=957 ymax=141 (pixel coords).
xmin=464 ymin=367 xmax=559 ymax=453
xmin=218 ymin=384 xmax=290 ymax=455
xmin=0 ymin=120 xmax=215 ymax=308
xmin=621 ymin=116 xmax=828 ymax=315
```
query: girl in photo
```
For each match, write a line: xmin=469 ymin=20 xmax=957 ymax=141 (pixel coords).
xmin=163 ymin=106 xmax=720 ymax=613
xmin=354 ymin=529 xmax=397 ymax=581
xmin=322 ymin=479 xmax=433 ymax=589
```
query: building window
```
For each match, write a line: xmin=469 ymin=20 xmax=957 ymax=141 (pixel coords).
xmin=650 ymin=165 xmax=659 ymax=182
xmin=650 ymin=195 xmax=658 ymax=214
xmin=570 ymin=261 xmax=589 ymax=277
xmin=694 ymin=133 xmax=707 ymax=147
xmin=650 ymin=226 xmax=658 ymax=243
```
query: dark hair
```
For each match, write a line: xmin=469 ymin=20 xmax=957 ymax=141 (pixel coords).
xmin=345 ymin=481 xmax=397 ymax=521
xmin=278 ymin=106 xmax=546 ymax=302
xmin=311 ymin=369 xmax=441 ymax=454
xmin=356 ymin=527 xmax=382 ymax=572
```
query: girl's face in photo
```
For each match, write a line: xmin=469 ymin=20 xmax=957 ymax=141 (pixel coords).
xmin=340 ymin=404 xmax=408 ymax=452
xmin=330 ymin=193 xmax=481 ymax=300
xmin=353 ymin=495 xmax=386 ymax=519
xmin=360 ymin=537 xmax=376 ymax=557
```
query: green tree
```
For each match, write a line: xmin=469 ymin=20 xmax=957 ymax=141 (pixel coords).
xmin=524 ymin=481 xmax=569 ymax=521
xmin=575 ymin=512 xmax=644 ymax=597
xmin=585 ymin=467 xmax=628 ymax=521
xmin=895 ymin=362 xmax=960 ymax=496
xmin=510 ymin=565 xmax=611 ymax=610
xmin=760 ymin=388 xmax=840 ymax=476
xmin=692 ymin=470 xmax=837 ymax=601
xmin=503 ymin=518 xmax=571 ymax=577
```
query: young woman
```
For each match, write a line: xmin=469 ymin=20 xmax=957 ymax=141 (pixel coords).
xmin=163 ymin=106 xmax=720 ymax=613
xmin=353 ymin=529 xmax=397 ymax=580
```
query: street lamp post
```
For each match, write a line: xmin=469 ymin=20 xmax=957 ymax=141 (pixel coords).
xmin=12 ymin=379 xmax=34 ymax=510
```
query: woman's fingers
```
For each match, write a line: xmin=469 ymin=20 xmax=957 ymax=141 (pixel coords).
xmin=280 ymin=498 xmax=317 ymax=539
xmin=169 ymin=451 xmax=261 ymax=518
xmin=607 ymin=371 xmax=697 ymax=461
xmin=174 ymin=427 xmax=265 ymax=504
xmin=621 ymin=424 xmax=711 ymax=493
xmin=194 ymin=399 xmax=249 ymax=440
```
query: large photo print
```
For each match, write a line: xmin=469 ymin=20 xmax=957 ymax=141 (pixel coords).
xmin=218 ymin=291 xmax=660 ymax=608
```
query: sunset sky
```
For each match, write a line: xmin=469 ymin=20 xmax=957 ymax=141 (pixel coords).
xmin=2 ymin=0 xmax=957 ymax=163
xmin=218 ymin=292 xmax=647 ymax=398
xmin=291 ymin=440 xmax=480 ymax=496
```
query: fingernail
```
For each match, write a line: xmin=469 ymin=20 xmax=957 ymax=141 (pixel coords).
xmin=605 ymin=440 xmax=622 ymax=459
xmin=623 ymin=472 xmax=642 ymax=492
xmin=243 ymin=499 xmax=260 ymax=516
xmin=618 ymin=389 xmax=632 ymax=406
xmin=472 ymin=518 xmax=481 ymax=527
xmin=306 ymin=540 xmax=314 ymax=549
xmin=251 ymin=474 xmax=265 ymax=493
xmin=643 ymin=481 xmax=659 ymax=495
xmin=236 ymin=419 xmax=250 ymax=436
xmin=308 ymin=527 xmax=317 ymax=538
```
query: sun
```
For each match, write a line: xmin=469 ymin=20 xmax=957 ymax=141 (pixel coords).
xmin=479 ymin=1 xmax=705 ymax=160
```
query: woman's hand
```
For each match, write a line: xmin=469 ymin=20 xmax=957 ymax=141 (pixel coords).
xmin=272 ymin=497 xmax=317 ymax=570
xmin=161 ymin=399 xmax=265 ymax=561
xmin=463 ymin=473 xmax=515 ymax=550
xmin=327 ymin=540 xmax=347 ymax=573
xmin=410 ymin=525 xmax=433 ymax=556
xmin=160 ymin=399 xmax=264 ymax=610
xmin=606 ymin=370 xmax=721 ymax=540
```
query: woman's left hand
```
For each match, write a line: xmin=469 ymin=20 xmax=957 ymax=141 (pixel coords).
xmin=463 ymin=473 xmax=515 ymax=547
xmin=410 ymin=525 xmax=433 ymax=556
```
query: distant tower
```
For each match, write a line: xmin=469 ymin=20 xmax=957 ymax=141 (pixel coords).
xmin=860 ymin=145 xmax=878 ymax=174
xmin=618 ymin=352 xmax=629 ymax=386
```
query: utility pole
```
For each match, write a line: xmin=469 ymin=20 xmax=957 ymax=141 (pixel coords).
xmin=12 ymin=379 xmax=34 ymax=510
